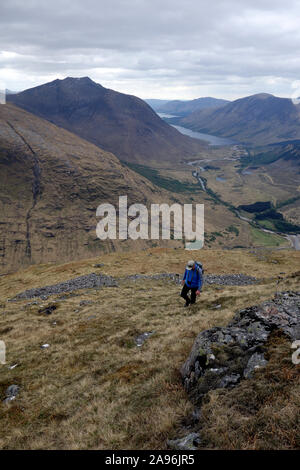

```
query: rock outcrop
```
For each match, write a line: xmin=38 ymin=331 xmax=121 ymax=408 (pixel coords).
xmin=181 ymin=291 xmax=300 ymax=404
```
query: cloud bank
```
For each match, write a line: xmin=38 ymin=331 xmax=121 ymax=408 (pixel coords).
xmin=1 ymin=0 xmax=300 ymax=99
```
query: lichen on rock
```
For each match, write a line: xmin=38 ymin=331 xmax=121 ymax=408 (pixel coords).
xmin=181 ymin=291 xmax=300 ymax=404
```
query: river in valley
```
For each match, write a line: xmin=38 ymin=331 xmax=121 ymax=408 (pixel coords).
xmin=158 ymin=113 xmax=236 ymax=146
xmin=158 ymin=109 xmax=300 ymax=250
xmin=172 ymin=125 xmax=236 ymax=146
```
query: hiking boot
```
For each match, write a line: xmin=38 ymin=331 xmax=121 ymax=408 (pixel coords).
xmin=184 ymin=302 xmax=190 ymax=308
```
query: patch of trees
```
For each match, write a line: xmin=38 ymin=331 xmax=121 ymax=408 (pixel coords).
xmin=239 ymin=201 xmax=300 ymax=234
xmin=227 ymin=225 xmax=239 ymax=236
xmin=271 ymin=219 xmax=300 ymax=234
xmin=255 ymin=209 xmax=283 ymax=220
xmin=238 ymin=201 xmax=272 ymax=213
xmin=204 ymin=165 xmax=220 ymax=170
xmin=255 ymin=209 xmax=300 ymax=234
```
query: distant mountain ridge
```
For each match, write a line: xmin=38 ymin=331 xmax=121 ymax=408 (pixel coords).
xmin=7 ymin=77 xmax=206 ymax=165
xmin=179 ymin=93 xmax=300 ymax=145
xmin=148 ymin=97 xmax=229 ymax=116
xmin=145 ymin=99 xmax=171 ymax=109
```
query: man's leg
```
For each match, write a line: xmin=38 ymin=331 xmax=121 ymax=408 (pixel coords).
xmin=190 ymin=288 xmax=197 ymax=304
xmin=181 ymin=284 xmax=191 ymax=306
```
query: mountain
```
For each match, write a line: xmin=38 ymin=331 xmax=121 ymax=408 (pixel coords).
xmin=145 ymin=99 xmax=171 ymax=109
xmin=242 ymin=141 xmax=300 ymax=168
xmin=7 ymin=77 xmax=206 ymax=165
xmin=152 ymin=97 xmax=229 ymax=116
xmin=0 ymin=103 xmax=175 ymax=272
xmin=180 ymin=93 xmax=300 ymax=145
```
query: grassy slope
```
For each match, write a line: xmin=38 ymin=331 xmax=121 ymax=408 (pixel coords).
xmin=0 ymin=247 xmax=299 ymax=449
xmin=250 ymin=227 xmax=287 ymax=247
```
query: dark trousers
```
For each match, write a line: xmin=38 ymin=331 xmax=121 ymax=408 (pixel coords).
xmin=181 ymin=284 xmax=197 ymax=305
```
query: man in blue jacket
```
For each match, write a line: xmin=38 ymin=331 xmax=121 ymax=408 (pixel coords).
xmin=181 ymin=260 xmax=202 ymax=307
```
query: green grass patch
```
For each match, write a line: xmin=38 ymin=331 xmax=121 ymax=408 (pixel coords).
xmin=255 ymin=219 xmax=276 ymax=231
xmin=255 ymin=210 xmax=300 ymax=234
xmin=250 ymin=227 xmax=286 ymax=247
xmin=122 ymin=161 xmax=200 ymax=193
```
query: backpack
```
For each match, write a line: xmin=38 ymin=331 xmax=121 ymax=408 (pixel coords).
xmin=188 ymin=261 xmax=204 ymax=288
xmin=195 ymin=261 xmax=204 ymax=275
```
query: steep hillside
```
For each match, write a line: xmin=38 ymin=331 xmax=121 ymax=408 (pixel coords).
xmin=239 ymin=142 xmax=300 ymax=177
xmin=180 ymin=93 xmax=300 ymax=145
xmin=0 ymin=103 xmax=176 ymax=272
xmin=1 ymin=103 xmax=276 ymax=273
xmin=153 ymin=97 xmax=229 ymax=116
xmin=7 ymin=77 xmax=206 ymax=165
xmin=0 ymin=247 xmax=299 ymax=449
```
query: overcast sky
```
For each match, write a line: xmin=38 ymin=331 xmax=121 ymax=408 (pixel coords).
xmin=1 ymin=0 xmax=300 ymax=100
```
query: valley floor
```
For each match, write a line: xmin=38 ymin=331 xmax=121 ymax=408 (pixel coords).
xmin=0 ymin=247 xmax=299 ymax=449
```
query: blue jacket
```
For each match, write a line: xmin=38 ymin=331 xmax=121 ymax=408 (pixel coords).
xmin=183 ymin=266 xmax=203 ymax=289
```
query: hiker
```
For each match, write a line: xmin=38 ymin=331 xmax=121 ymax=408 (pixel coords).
xmin=181 ymin=260 xmax=203 ymax=307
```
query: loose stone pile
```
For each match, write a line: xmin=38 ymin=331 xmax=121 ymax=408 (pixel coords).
xmin=10 ymin=271 xmax=260 ymax=301
xmin=121 ymin=272 xmax=259 ymax=286
xmin=121 ymin=273 xmax=182 ymax=283
xmin=10 ymin=273 xmax=118 ymax=300
xmin=203 ymin=273 xmax=258 ymax=286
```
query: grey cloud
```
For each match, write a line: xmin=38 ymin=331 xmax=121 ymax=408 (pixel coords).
xmin=1 ymin=0 xmax=300 ymax=98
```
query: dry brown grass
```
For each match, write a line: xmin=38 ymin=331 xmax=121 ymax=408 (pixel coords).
xmin=0 ymin=247 xmax=299 ymax=449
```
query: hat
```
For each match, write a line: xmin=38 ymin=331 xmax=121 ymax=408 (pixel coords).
xmin=186 ymin=260 xmax=195 ymax=270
